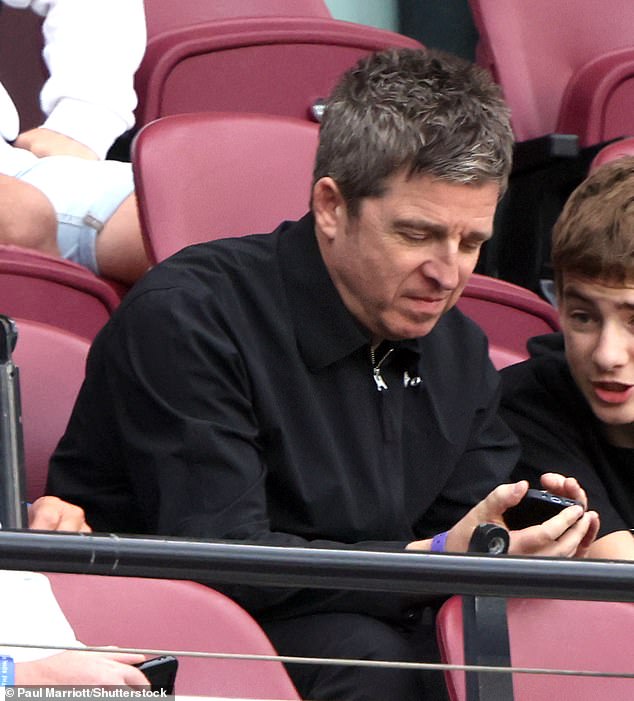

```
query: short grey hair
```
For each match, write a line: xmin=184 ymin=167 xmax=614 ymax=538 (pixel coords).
xmin=313 ymin=48 xmax=513 ymax=216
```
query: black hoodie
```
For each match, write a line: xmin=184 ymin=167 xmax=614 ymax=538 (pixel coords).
xmin=500 ymin=332 xmax=634 ymax=537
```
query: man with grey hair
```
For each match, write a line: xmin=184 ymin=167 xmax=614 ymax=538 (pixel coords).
xmin=48 ymin=49 xmax=599 ymax=700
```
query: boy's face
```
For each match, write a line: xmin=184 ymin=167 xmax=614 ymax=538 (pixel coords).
xmin=559 ymin=273 xmax=634 ymax=447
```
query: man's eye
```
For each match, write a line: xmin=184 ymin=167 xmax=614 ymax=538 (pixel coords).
xmin=460 ymin=240 xmax=483 ymax=252
xmin=398 ymin=231 xmax=428 ymax=242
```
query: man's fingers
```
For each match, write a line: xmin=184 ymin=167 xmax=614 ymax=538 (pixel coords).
xmin=509 ymin=506 xmax=593 ymax=557
xmin=28 ymin=497 xmax=90 ymax=532
xmin=540 ymin=473 xmax=588 ymax=509
xmin=548 ymin=512 xmax=598 ymax=558
xmin=575 ymin=511 xmax=601 ymax=556
xmin=479 ymin=480 xmax=528 ymax=521
xmin=540 ymin=504 xmax=585 ymax=541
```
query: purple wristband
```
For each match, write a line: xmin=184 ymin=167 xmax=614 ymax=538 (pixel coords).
xmin=431 ymin=531 xmax=449 ymax=553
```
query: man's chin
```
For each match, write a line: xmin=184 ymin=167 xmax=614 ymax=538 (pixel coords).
xmin=383 ymin=314 xmax=442 ymax=340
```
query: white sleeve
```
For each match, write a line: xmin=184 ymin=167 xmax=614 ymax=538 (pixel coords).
xmin=0 ymin=571 xmax=81 ymax=662
xmin=11 ymin=0 xmax=147 ymax=158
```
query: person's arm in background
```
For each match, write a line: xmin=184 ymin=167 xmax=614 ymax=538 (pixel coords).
xmin=18 ymin=498 xmax=148 ymax=685
xmin=0 ymin=570 xmax=147 ymax=686
xmin=16 ymin=650 xmax=148 ymax=686
xmin=10 ymin=0 xmax=146 ymax=159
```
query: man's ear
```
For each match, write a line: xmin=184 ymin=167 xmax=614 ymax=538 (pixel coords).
xmin=313 ymin=177 xmax=346 ymax=241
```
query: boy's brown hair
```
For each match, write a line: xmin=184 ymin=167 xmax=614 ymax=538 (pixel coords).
xmin=553 ymin=156 xmax=634 ymax=296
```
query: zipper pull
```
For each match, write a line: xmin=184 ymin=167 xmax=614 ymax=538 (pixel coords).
xmin=373 ymin=367 xmax=388 ymax=391
xmin=370 ymin=344 xmax=393 ymax=392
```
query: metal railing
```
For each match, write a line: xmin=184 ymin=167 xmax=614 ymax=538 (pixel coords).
xmin=0 ymin=529 xmax=633 ymax=602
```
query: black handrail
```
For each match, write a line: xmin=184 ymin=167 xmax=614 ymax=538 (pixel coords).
xmin=0 ymin=530 xmax=633 ymax=602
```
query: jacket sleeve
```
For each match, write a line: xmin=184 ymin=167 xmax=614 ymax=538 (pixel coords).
xmin=19 ymin=0 xmax=146 ymax=157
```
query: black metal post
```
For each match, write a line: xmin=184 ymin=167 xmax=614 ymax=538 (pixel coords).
xmin=0 ymin=315 xmax=27 ymax=529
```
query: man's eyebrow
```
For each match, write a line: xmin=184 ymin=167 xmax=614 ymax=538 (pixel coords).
xmin=392 ymin=217 xmax=492 ymax=240
xmin=393 ymin=217 xmax=445 ymax=234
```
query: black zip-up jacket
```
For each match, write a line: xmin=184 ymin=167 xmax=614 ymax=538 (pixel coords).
xmin=501 ymin=333 xmax=634 ymax=537
xmin=48 ymin=213 xmax=519 ymax=621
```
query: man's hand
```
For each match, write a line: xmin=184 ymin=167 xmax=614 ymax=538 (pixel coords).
xmin=407 ymin=476 xmax=599 ymax=558
xmin=15 ymin=650 xmax=148 ymax=686
xmin=539 ymin=472 xmax=588 ymax=508
xmin=28 ymin=496 xmax=91 ymax=532
xmin=14 ymin=128 xmax=99 ymax=160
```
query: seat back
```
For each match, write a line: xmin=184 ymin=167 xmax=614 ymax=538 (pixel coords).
xmin=144 ymin=0 xmax=331 ymax=38
xmin=437 ymin=595 xmax=634 ymax=701
xmin=589 ymin=136 xmax=634 ymax=172
xmin=468 ymin=0 xmax=634 ymax=145
xmin=0 ymin=245 xmax=122 ymax=341
xmin=134 ymin=15 xmax=422 ymax=126
xmin=47 ymin=573 xmax=301 ymax=699
xmin=457 ymin=274 xmax=560 ymax=367
xmin=12 ymin=318 xmax=89 ymax=502
xmin=132 ymin=111 xmax=319 ymax=263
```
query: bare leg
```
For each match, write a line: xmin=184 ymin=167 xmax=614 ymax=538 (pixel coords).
xmin=95 ymin=193 xmax=150 ymax=286
xmin=0 ymin=174 xmax=59 ymax=256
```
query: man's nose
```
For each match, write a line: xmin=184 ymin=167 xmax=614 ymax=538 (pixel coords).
xmin=420 ymin=246 xmax=460 ymax=291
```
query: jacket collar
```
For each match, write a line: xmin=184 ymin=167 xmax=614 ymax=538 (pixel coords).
xmin=278 ymin=213 xmax=369 ymax=370
xmin=278 ymin=213 xmax=424 ymax=371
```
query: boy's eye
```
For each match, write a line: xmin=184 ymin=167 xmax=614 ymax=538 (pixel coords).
xmin=567 ymin=310 xmax=596 ymax=328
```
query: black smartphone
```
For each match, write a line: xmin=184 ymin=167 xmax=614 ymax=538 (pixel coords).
xmin=504 ymin=489 xmax=583 ymax=530
xmin=134 ymin=655 xmax=178 ymax=694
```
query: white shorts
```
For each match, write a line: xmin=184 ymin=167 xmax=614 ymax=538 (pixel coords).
xmin=14 ymin=155 xmax=134 ymax=274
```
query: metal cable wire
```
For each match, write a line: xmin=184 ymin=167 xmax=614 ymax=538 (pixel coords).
xmin=4 ymin=642 xmax=634 ymax=681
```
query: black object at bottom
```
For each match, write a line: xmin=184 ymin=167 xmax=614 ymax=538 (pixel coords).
xmin=134 ymin=655 xmax=178 ymax=694
xmin=464 ymin=524 xmax=514 ymax=701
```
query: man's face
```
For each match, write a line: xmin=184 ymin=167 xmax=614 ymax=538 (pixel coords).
xmin=559 ymin=274 xmax=634 ymax=447
xmin=316 ymin=171 xmax=500 ymax=344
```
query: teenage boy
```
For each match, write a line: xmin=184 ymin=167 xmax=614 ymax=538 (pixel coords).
xmin=501 ymin=156 xmax=634 ymax=560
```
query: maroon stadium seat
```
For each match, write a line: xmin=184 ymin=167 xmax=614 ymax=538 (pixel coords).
xmin=0 ymin=245 xmax=122 ymax=341
xmin=589 ymin=136 xmax=634 ymax=172
xmin=468 ymin=0 xmax=634 ymax=146
xmin=135 ymin=15 xmax=422 ymax=126
xmin=437 ymin=594 xmax=634 ymax=701
xmin=132 ymin=111 xmax=319 ymax=263
xmin=47 ymin=573 xmax=301 ymax=699
xmin=458 ymin=274 xmax=560 ymax=367
xmin=12 ymin=318 xmax=89 ymax=501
